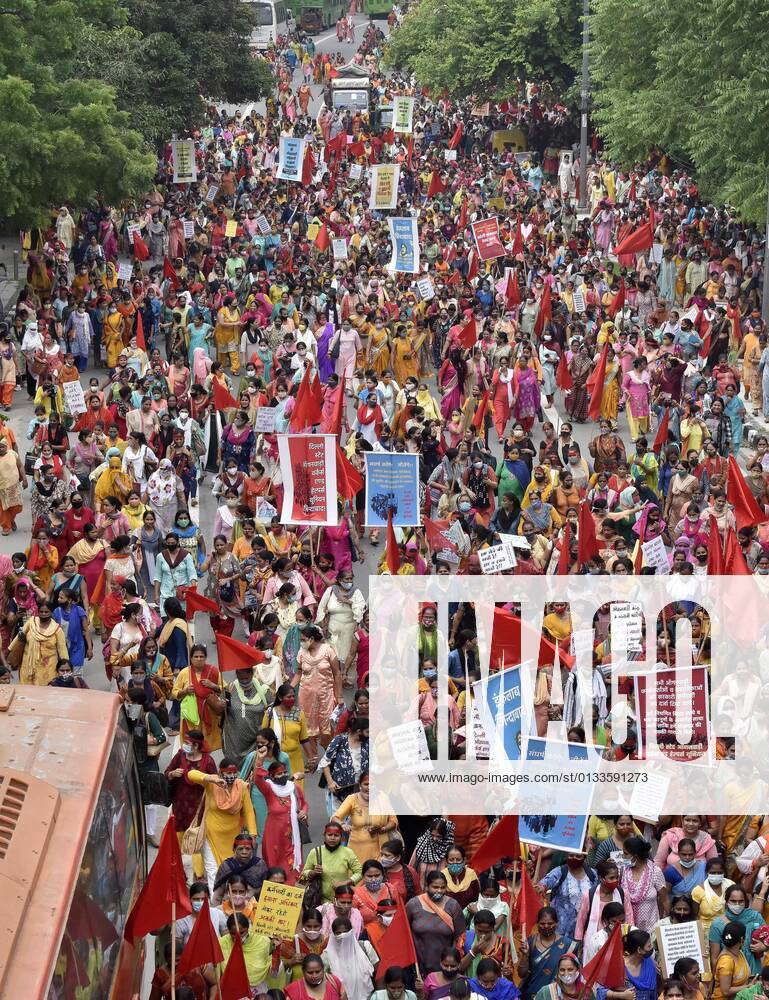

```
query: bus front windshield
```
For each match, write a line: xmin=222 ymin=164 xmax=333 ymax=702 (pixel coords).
xmin=253 ymin=2 xmax=274 ymax=25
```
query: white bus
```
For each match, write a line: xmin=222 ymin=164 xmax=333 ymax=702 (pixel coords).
xmin=245 ymin=0 xmax=293 ymax=48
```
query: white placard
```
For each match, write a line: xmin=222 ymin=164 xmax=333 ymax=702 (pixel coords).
xmin=625 ymin=770 xmax=670 ymax=822
xmin=415 ymin=275 xmax=435 ymax=301
xmin=126 ymin=223 xmax=140 ymax=244
xmin=656 ymin=919 xmax=705 ymax=978
xmin=444 ymin=520 xmax=466 ymax=548
xmin=444 ymin=149 xmax=457 ymax=162
xmin=478 ymin=544 xmax=515 ymax=574
xmin=572 ymin=287 xmax=586 ymax=313
xmin=206 ymin=184 xmax=219 ymax=202
xmin=387 ymin=719 xmax=432 ymax=774
xmin=254 ymin=407 xmax=276 ymax=433
xmin=255 ymin=213 xmax=271 ymax=235
xmin=117 ymin=261 xmax=133 ymax=282
xmin=436 ymin=547 xmax=460 ymax=565
xmin=171 ymin=139 xmax=198 ymax=184
xmin=349 ymin=163 xmax=362 ymax=181
xmin=571 ymin=627 xmax=594 ymax=661
xmin=332 ymin=238 xmax=348 ymax=260
xmin=650 ymin=243 xmax=664 ymax=264
xmin=641 ymin=535 xmax=670 ymax=574
xmin=500 ymin=536 xmax=519 ymax=568
xmin=255 ymin=497 xmax=278 ymax=522
xmin=62 ymin=380 xmax=87 ymax=415
xmin=611 ymin=601 xmax=643 ymax=652
xmin=183 ymin=220 xmax=196 ymax=239
xmin=498 ymin=533 xmax=531 ymax=551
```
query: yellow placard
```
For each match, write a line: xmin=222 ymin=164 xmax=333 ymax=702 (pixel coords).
xmin=307 ymin=222 xmax=320 ymax=241
xmin=225 ymin=219 xmax=238 ymax=238
xmin=252 ymin=880 xmax=306 ymax=938
xmin=491 ymin=128 xmax=527 ymax=154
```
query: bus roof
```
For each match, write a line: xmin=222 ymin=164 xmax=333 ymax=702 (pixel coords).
xmin=0 ymin=686 xmax=122 ymax=1000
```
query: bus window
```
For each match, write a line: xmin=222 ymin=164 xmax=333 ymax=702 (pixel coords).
xmin=253 ymin=1 xmax=274 ymax=23
xmin=275 ymin=1 xmax=287 ymax=22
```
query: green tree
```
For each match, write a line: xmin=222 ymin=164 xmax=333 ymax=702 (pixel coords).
xmin=591 ymin=0 xmax=769 ymax=222
xmin=384 ymin=0 xmax=580 ymax=99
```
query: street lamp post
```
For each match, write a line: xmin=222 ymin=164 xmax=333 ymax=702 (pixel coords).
xmin=577 ymin=0 xmax=589 ymax=215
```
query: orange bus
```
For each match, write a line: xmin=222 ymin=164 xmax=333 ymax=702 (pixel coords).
xmin=0 ymin=685 xmax=147 ymax=1000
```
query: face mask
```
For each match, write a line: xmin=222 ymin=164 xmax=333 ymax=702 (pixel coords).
xmin=339 ymin=580 xmax=353 ymax=591
xmin=192 ymin=899 xmax=204 ymax=912
xmin=603 ymin=878 xmax=619 ymax=890
xmin=366 ymin=877 xmax=383 ymax=891
xmin=263 ymin=650 xmax=273 ymax=661
xmin=222 ymin=773 xmax=237 ymax=786
xmin=126 ymin=703 xmax=141 ymax=720
xmin=479 ymin=896 xmax=498 ymax=908
xmin=560 ymin=973 xmax=580 ymax=986
xmin=333 ymin=932 xmax=348 ymax=942
xmin=429 ymin=891 xmax=444 ymax=902
xmin=272 ymin=775 xmax=289 ymax=786
xmin=459 ymin=502 xmax=472 ymax=513
xmin=679 ymin=859 xmax=696 ymax=869
xmin=380 ymin=856 xmax=397 ymax=868
xmin=441 ymin=969 xmax=458 ymax=980
xmin=728 ymin=903 xmax=746 ymax=915
xmin=304 ymin=929 xmax=322 ymax=940
xmin=182 ymin=742 xmax=195 ymax=755
xmin=59 ymin=672 xmax=73 ymax=682
xmin=447 ymin=862 xmax=464 ymax=875
xmin=708 ymin=874 xmax=724 ymax=885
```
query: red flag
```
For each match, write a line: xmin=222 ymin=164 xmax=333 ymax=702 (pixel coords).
xmin=512 ymin=217 xmax=524 ymax=256
xmin=448 ymin=121 xmax=464 ymax=150
xmin=446 ymin=268 xmax=462 ymax=286
xmin=310 ymin=372 xmax=324 ymax=410
xmin=458 ymin=196 xmax=468 ymax=231
xmin=607 ymin=278 xmax=626 ymax=319
xmin=556 ymin=521 xmax=572 ymax=575
xmin=301 ymin=144 xmax=316 ymax=185
xmin=471 ymin=391 xmax=489 ymax=430
xmin=586 ymin=343 xmax=609 ymax=421
xmin=212 ymin=379 xmax=240 ymax=412
xmin=512 ymin=866 xmax=544 ymax=933
xmin=133 ymin=234 xmax=150 ymax=261
xmin=325 ymin=377 xmax=346 ymax=436
xmin=613 ymin=204 xmax=655 ymax=257
xmin=336 ymin=445 xmax=364 ymax=501
xmin=457 ymin=315 xmax=478 ymax=349
xmin=406 ymin=137 xmax=414 ymax=170
xmin=707 ymin=515 xmax=725 ymax=574
xmin=556 ymin=351 xmax=573 ymax=390
xmin=470 ymin=816 xmax=520 ymax=873
xmin=581 ymin=922 xmax=626 ymax=992
xmin=134 ymin=311 xmax=147 ymax=351
xmin=163 ymin=256 xmax=181 ymax=290
xmin=577 ymin=501 xmax=601 ymax=565
xmin=466 ymin=250 xmax=479 ymax=282
xmin=504 ymin=270 xmax=521 ymax=308
xmin=374 ymin=892 xmax=417 ymax=973
xmin=216 ymin=633 xmax=265 ymax=672
xmin=727 ymin=455 xmax=766 ymax=530
xmin=724 ymin=526 xmax=751 ymax=575
xmin=427 ymin=170 xmax=447 ymax=198
xmin=652 ymin=406 xmax=670 ymax=454
xmin=124 ymin=816 xmax=191 ymax=941
xmin=177 ymin=898 xmax=224 ymax=974
xmin=219 ymin=932 xmax=252 ymax=1000
xmin=315 ymin=223 xmax=330 ymax=252
xmin=533 ymin=283 xmax=552 ymax=337
xmin=290 ymin=365 xmax=323 ymax=431
xmin=385 ymin=511 xmax=401 ymax=574
xmin=179 ymin=586 xmax=220 ymax=616
xmin=424 ymin=517 xmax=458 ymax=554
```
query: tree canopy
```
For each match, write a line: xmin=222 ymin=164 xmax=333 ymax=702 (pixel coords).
xmin=384 ymin=0 xmax=580 ymax=99
xmin=590 ymin=0 xmax=769 ymax=222
xmin=0 ymin=0 xmax=273 ymax=229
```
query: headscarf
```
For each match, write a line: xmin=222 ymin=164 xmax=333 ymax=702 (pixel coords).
xmin=413 ymin=820 xmax=455 ymax=864
xmin=323 ymin=928 xmax=374 ymax=1000
xmin=619 ymin=486 xmax=638 ymax=510
xmin=13 ymin=577 xmax=39 ymax=615
xmin=146 ymin=459 xmax=177 ymax=506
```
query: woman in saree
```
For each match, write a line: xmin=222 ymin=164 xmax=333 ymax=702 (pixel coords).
xmin=594 ymin=930 xmax=658 ymax=1000
xmin=438 ymin=348 xmax=467 ymax=421
xmin=599 ymin=349 xmax=621 ymax=424
xmin=664 ymin=460 xmax=700 ymax=528
xmin=67 ymin=522 xmax=109 ymax=604
xmin=491 ymin=360 xmax=516 ymax=438
xmin=406 ymin=870 xmax=466 ymax=974
xmin=103 ymin=304 xmax=125 ymax=371
xmin=240 ymin=727 xmax=291 ymax=845
xmin=171 ymin=642 xmax=224 ymax=753
xmin=588 ymin=419 xmax=626 ymax=475
xmin=513 ymin=346 xmax=542 ymax=434
xmin=518 ymin=907 xmax=575 ymax=1000
xmin=495 ymin=445 xmax=531 ymax=506
xmin=95 ymin=449 xmax=133 ymax=511
xmin=567 ymin=344 xmax=593 ymax=423
xmin=519 ymin=489 xmax=560 ymax=540
xmin=157 ymin=596 xmax=192 ymax=671
xmin=661 ymin=837 xmax=706 ymax=899
xmin=366 ymin=317 xmax=391 ymax=378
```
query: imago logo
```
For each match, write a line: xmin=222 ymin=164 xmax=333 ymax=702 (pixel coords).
xmin=368 ymin=575 xmax=768 ymax=817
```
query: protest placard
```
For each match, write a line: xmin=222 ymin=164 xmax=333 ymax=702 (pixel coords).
xmin=364 ymin=452 xmax=420 ymax=526
xmin=478 ymin=544 xmax=515 ymax=574
xmin=519 ymin=813 xmax=589 ymax=852
xmin=276 ymin=136 xmax=305 ymax=182
xmin=572 ymin=287 xmax=586 ymax=313
xmin=656 ymin=921 xmax=706 ymax=977
xmin=650 ymin=243 xmax=664 ymax=264
xmin=415 ymin=275 xmax=435 ymax=301
xmin=62 ymin=380 xmax=87 ymax=415
xmin=392 ymin=96 xmax=415 ymax=134
xmin=255 ymin=213 xmax=271 ymax=235
xmin=444 ymin=149 xmax=457 ymax=162
xmin=369 ymin=164 xmax=400 ymax=211
xmin=171 ymin=139 xmax=197 ymax=183
xmin=636 ymin=667 xmax=711 ymax=765
xmin=126 ymin=223 xmax=140 ymax=243
xmin=182 ymin=220 xmax=195 ymax=240
xmin=225 ymin=219 xmax=238 ymax=238
xmin=641 ymin=535 xmax=670 ymax=573
xmin=624 ymin=770 xmax=671 ymax=823
xmin=388 ymin=217 xmax=420 ymax=273
xmin=349 ymin=163 xmax=362 ymax=181
xmin=387 ymin=720 xmax=432 ymax=774
xmin=278 ymin=434 xmax=338 ymax=526
xmin=255 ymin=498 xmax=278 ymax=522
xmin=252 ymin=881 xmax=306 ymax=937
xmin=471 ymin=217 xmax=506 ymax=261
xmin=205 ymin=184 xmax=219 ymax=202
xmin=332 ymin=238 xmax=348 ymax=260
xmin=473 ymin=666 xmax=524 ymax=761
xmin=254 ymin=407 xmax=276 ymax=433
xmin=117 ymin=261 xmax=133 ymax=282
xmin=611 ymin=602 xmax=644 ymax=652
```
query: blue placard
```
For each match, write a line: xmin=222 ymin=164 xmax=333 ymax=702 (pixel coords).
xmin=364 ymin=452 xmax=421 ymax=527
xmin=389 ymin=217 xmax=419 ymax=273
xmin=474 ymin=666 xmax=523 ymax=761
xmin=518 ymin=813 xmax=589 ymax=852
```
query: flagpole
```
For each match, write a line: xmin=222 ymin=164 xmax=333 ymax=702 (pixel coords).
xmin=171 ymin=900 xmax=177 ymax=1000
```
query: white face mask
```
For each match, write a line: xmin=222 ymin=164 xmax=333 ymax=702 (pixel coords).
xmin=126 ymin=703 xmax=141 ymax=720
xmin=192 ymin=899 xmax=204 ymax=912
xmin=728 ymin=903 xmax=746 ymax=915
xmin=304 ymin=929 xmax=322 ymax=940
xmin=708 ymin=874 xmax=724 ymax=886
xmin=479 ymin=896 xmax=498 ymax=908
xmin=381 ymin=914 xmax=394 ymax=926
xmin=333 ymin=932 xmax=348 ymax=942
xmin=560 ymin=973 xmax=580 ymax=986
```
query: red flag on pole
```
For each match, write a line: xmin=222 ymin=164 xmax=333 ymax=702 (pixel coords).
xmin=512 ymin=217 xmax=524 ymax=256
xmin=374 ymin=892 xmax=417 ymax=972
xmin=124 ymin=816 xmax=191 ymax=942
xmin=556 ymin=351 xmax=573 ymax=390
xmin=581 ymin=922 xmax=626 ymax=992
xmin=427 ymin=171 xmax=447 ymax=198
xmin=607 ymin=278 xmax=626 ymax=319
xmin=335 ymin=445 xmax=364 ymax=501
xmin=467 ymin=250 xmax=479 ymax=281
xmin=533 ymin=284 xmax=552 ymax=337
xmin=134 ymin=311 xmax=147 ymax=351
xmin=448 ymin=121 xmax=464 ymax=150
xmin=385 ymin=511 xmax=401 ymax=574
xmin=512 ymin=866 xmax=544 ymax=934
xmin=457 ymin=315 xmax=478 ymax=349
xmin=470 ymin=816 xmax=520 ymax=873
xmin=315 ymin=223 xmax=330 ymax=252
xmin=577 ymin=501 xmax=601 ymax=565
xmin=290 ymin=365 xmax=323 ymax=431
xmin=652 ymin=407 xmax=670 ymax=454
xmin=504 ymin=270 xmax=521 ymax=308
xmin=406 ymin=137 xmax=414 ymax=170
xmin=586 ymin=343 xmax=610 ymax=421
xmin=133 ymin=234 xmax=150 ymax=261
xmin=212 ymin=379 xmax=240 ymax=412
xmin=724 ymin=526 xmax=752 ymax=575
xmin=179 ymin=586 xmax=220 ymax=616
xmin=219 ymin=931 xmax=253 ymax=1000
xmin=726 ymin=455 xmax=767 ymax=530
xmin=163 ymin=256 xmax=181 ymax=290
xmin=613 ymin=204 xmax=655 ymax=257
xmin=471 ymin=391 xmax=489 ymax=430
xmin=176 ymin=898 xmax=224 ymax=974
xmin=556 ymin=521 xmax=572 ymax=575
xmin=424 ymin=517 xmax=459 ymax=554
xmin=707 ymin=515 xmax=725 ymax=574
xmin=216 ymin=633 xmax=265 ymax=672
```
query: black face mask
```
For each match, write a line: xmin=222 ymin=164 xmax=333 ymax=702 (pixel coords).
xmin=272 ymin=775 xmax=289 ymax=786
xmin=442 ymin=969 xmax=458 ymax=980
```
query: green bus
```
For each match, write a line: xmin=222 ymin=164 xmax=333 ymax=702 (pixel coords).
xmin=290 ymin=0 xmax=344 ymax=29
xmin=363 ymin=0 xmax=393 ymax=17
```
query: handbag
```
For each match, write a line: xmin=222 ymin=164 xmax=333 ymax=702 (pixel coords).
xmin=328 ymin=333 xmax=341 ymax=360
xmin=147 ymin=736 xmax=170 ymax=758
xmin=181 ymin=795 xmax=206 ymax=855
xmin=302 ymin=847 xmax=324 ymax=910
xmin=298 ymin=817 xmax=312 ymax=845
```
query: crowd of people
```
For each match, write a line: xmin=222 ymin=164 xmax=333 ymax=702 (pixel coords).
xmin=7 ymin=9 xmax=769 ymax=1000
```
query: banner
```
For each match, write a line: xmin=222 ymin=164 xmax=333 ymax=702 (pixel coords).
xmin=635 ymin=667 xmax=711 ymax=765
xmin=388 ymin=217 xmax=420 ymax=274
xmin=369 ymin=163 xmax=400 ymax=211
xmin=171 ymin=139 xmax=197 ymax=184
xmin=364 ymin=452 xmax=421 ymax=527
xmin=473 ymin=666 xmax=523 ymax=761
xmin=471 ymin=217 xmax=506 ymax=261
xmin=276 ymin=136 xmax=306 ymax=181
xmin=277 ymin=434 xmax=338 ymax=525
xmin=392 ymin=96 xmax=415 ymax=134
